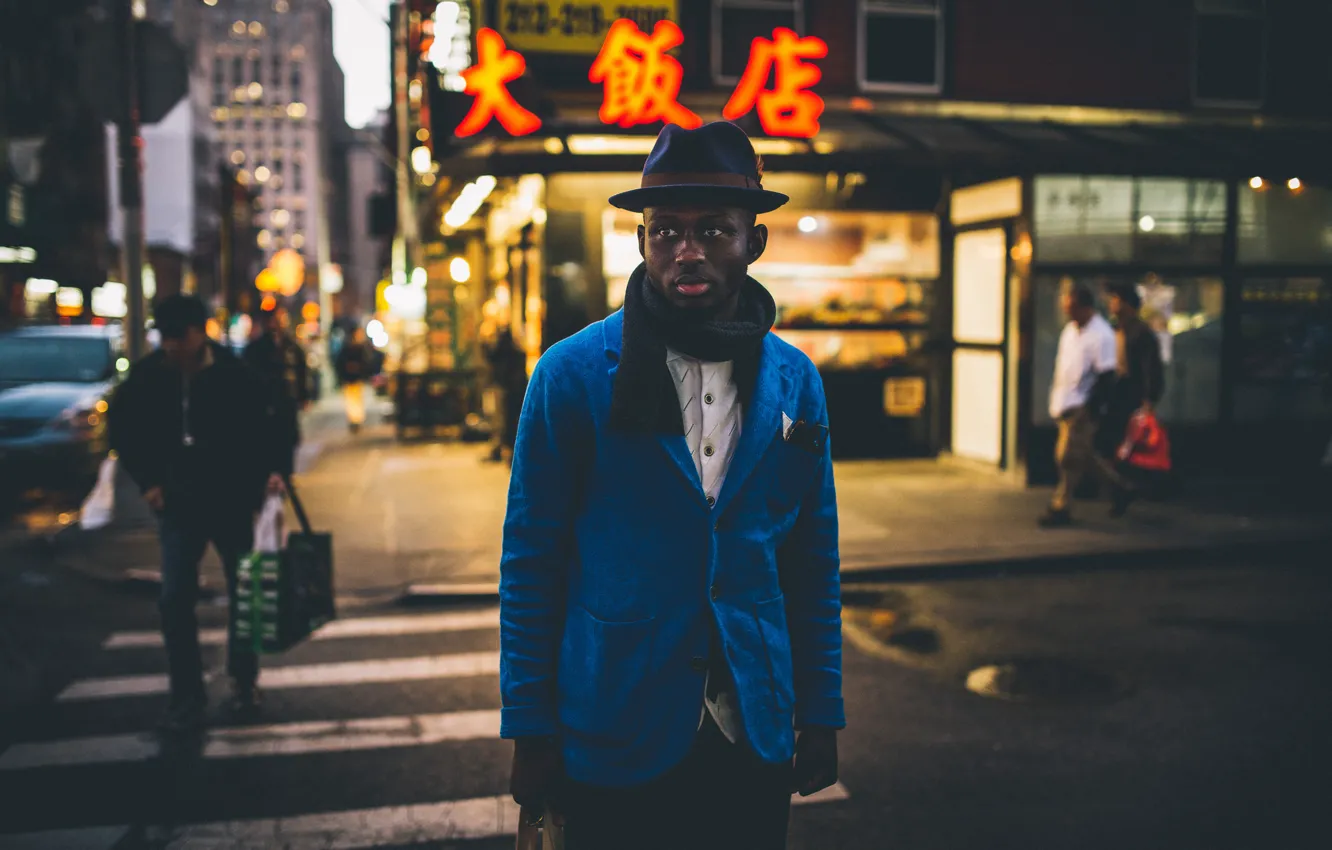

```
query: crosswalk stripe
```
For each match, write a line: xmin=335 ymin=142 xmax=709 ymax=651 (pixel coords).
xmin=101 ymin=608 xmax=502 ymax=650
xmin=56 ymin=651 xmax=502 ymax=702
xmin=0 ymin=827 xmax=128 ymax=849
xmin=0 ymin=710 xmax=501 ymax=771
xmin=0 ymin=786 xmax=851 ymax=849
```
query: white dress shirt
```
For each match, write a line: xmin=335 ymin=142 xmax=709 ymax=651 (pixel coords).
xmin=665 ymin=348 xmax=743 ymax=743
xmin=1049 ymin=313 xmax=1118 ymax=419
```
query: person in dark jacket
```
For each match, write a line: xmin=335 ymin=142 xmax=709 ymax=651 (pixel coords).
xmin=334 ymin=326 xmax=377 ymax=433
xmin=243 ymin=306 xmax=309 ymax=468
xmin=108 ymin=295 xmax=289 ymax=732
xmin=1103 ymin=281 xmax=1166 ymax=515
xmin=483 ymin=326 xmax=528 ymax=463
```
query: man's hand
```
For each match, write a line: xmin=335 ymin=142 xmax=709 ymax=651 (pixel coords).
xmin=791 ymin=726 xmax=838 ymax=797
xmin=143 ymin=486 xmax=165 ymax=512
xmin=510 ymin=736 xmax=563 ymax=820
xmin=266 ymin=474 xmax=286 ymax=495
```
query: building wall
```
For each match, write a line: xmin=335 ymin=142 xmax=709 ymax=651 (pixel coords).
xmin=196 ymin=0 xmax=345 ymax=285
xmin=346 ymin=137 xmax=388 ymax=315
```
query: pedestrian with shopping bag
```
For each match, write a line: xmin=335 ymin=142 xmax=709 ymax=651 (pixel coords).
xmin=500 ymin=122 xmax=843 ymax=850
xmin=1102 ymin=281 xmax=1166 ymax=515
xmin=108 ymin=295 xmax=291 ymax=733
xmin=334 ymin=326 xmax=378 ymax=434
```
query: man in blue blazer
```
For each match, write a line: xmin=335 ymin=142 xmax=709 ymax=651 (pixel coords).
xmin=500 ymin=121 xmax=844 ymax=849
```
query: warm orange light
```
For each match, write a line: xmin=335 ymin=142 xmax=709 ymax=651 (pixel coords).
xmin=270 ymin=249 xmax=306 ymax=297
xmin=722 ymin=28 xmax=827 ymax=139
xmin=260 ymin=294 xmax=278 ymax=311
xmin=849 ymin=96 xmax=873 ymax=112
xmin=301 ymin=301 xmax=319 ymax=321
xmin=256 ymin=268 xmax=280 ymax=292
xmin=589 ymin=19 xmax=701 ymax=130
xmin=456 ymin=28 xmax=541 ymax=137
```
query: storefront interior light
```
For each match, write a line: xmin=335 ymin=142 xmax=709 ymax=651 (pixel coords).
xmin=444 ymin=175 xmax=498 ymax=229
xmin=25 ymin=278 xmax=58 ymax=297
xmin=567 ymin=135 xmax=656 ymax=156
xmin=797 ymin=216 xmax=819 ymax=234
xmin=449 ymin=257 xmax=471 ymax=283
xmin=411 ymin=145 xmax=434 ymax=175
xmin=1288 ymin=177 xmax=1302 ymax=191
xmin=544 ymin=137 xmax=565 ymax=155
xmin=1138 ymin=214 xmax=1156 ymax=232
xmin=411 ymin=266 xmax=428 ymax=287
xmin=1249 ymin=176 xmax=1264 ymax=190
xmin=1 ymin=246 xmax=37 ymax=264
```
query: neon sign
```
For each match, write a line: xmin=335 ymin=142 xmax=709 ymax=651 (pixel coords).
xmin=454 ymin=21 xmax=828 ymax=139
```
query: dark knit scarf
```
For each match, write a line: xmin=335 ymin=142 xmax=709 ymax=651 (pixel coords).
xmin=610 ymin=263 xmax=776 ymax=435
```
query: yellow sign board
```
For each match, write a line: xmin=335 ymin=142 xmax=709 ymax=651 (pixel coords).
xmin=491 ymin=1 xmax=677 ymax=55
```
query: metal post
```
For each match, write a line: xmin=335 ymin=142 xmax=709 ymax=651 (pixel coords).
xmin=392 ymin=2 xmax=417 ymax=277
xmin=117 ymin=0 xmax=147 ymax=359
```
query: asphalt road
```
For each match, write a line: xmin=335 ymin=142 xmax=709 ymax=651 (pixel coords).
xmin=2 ymin=542 xmax=1328 ymax=849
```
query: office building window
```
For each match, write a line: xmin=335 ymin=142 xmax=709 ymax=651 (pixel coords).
xmin=859 ymin=0 xmax=943 ymax=93
xmin=712 ymin=0 xmax=802 ymax=83
xmin=231 ymin=56 xmax=242 ymax=84
xmin=293 ymin=164 xmax=303 ymax=191
xmin=1194 ymin=0 xmax=1265 ymax=106
xmin=290 ymin=66 xmax=303 ymax=93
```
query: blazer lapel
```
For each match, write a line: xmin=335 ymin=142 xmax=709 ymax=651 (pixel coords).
xmin=715 ymin=337 xmax=784 ymax=515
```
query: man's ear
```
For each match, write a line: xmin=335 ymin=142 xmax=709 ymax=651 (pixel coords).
xmin=748 ymin=223 xmax=769 ymax=263
xmin=637 ymin=223 xmax=646 ymax=259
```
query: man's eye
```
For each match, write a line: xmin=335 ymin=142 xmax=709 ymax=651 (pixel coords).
xmin=655 ymin=228 xmax=678 ymax=238
xmin=704 ymin=228 xmax=726 ymax=237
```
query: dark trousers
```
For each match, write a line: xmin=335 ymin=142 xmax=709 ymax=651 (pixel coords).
xmin=158 ymin=510 xmax=257 ymax=702
xmin=562 ymin=715 xmax=793 ymax=850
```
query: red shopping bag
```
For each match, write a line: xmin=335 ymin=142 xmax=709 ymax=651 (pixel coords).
xmin=1117 ymin=408 xmax=1172 ymax=472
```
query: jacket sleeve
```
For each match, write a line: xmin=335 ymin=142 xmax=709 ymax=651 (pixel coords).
xmin=498 ymin=356 xmax=586 ymax=739
xmin=779 ymin=371 xmax=845 ymax=731
xmin=107 ymin=368 xmax=163 ymax=494
xmin=1138 ymin=327 xmax=1165 ymax=405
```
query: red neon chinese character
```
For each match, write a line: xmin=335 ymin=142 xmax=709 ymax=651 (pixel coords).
xmin=456 ymin=28 xmax=541 ymax=137
xmin=589 ymin=18 xmax=702 ymax=130
xmin=722 ymin=28 xmax=827 ymax=138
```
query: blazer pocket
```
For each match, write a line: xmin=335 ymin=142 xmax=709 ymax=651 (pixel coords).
xmin=765 ymin=439 xmax=819 ymax=518
xmin=558 ymin=605 xmax=658 ymax=743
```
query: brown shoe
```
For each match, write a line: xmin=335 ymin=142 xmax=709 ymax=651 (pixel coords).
xmin=1038 ymin=507 xmax=1073 ymax=528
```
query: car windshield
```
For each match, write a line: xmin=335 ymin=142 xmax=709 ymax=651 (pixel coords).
xmin=0 ymin=336 xmax=113 ymax=384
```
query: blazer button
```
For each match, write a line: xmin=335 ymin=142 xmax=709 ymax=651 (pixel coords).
xmin=690 ymin=656 xmax=708 ymax=672
xmin=706 ymin=495 xmax=716 ymax=507
xmin=710 ymin=585 xmax=719 ymax=600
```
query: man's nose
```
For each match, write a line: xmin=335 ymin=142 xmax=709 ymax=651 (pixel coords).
xmin=675 ymin=235 xmax=705 ymax=265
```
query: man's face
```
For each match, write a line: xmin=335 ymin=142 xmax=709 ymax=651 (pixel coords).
xmin=638 ymin=206 xmax=767 ymax=318
xmin=1107 ymin=294 xmax=1125 ymax=321
xmin=1061 ymin=291 xmax=1079 ymax=322
xmin=161 ymin=326 xmax=206 ymax=368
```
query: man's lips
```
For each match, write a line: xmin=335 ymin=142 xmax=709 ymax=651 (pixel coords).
xmin=672 ymin=277 xmax=712 ymax=297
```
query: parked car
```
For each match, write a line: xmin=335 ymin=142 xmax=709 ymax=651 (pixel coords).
xmin=0 ymin=324 xmax=125 ymax=499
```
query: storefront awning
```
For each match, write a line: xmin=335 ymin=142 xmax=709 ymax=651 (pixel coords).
xmin=436 ymin=107 xmax=1332 ymax=185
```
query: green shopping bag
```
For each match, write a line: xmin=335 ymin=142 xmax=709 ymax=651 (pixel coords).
xmin=232 ymin=482 xmax=336 ymax=654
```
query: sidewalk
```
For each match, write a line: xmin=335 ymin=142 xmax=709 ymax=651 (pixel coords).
xmin=18 ymin=391 xmax=1330 ymax=596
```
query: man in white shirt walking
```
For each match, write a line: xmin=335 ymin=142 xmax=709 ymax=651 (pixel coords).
xmin=1040 ymin=282 xmax=1126 ymax=527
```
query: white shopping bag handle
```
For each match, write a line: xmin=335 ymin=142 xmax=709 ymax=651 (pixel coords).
xmin=253 ymin=493 xmax=285 ymax=553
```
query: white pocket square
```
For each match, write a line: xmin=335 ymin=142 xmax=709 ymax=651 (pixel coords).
xmin=782 ymin=412 xmax=795 ymax=440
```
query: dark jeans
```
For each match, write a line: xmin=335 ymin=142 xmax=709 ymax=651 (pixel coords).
xmin=562 ymin=715 xmax=793 ymax=850
xmin=158 ymin=509 xmax=257 ymax=702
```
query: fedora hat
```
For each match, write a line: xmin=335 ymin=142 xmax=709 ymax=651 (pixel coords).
xmin=609 ymin=121 xmax=789 ymax=214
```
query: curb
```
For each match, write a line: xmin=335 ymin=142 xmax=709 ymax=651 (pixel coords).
xmin=396 ymin=583 xmax=501 ymax=606
xmin=836 ymin=531 xmax=1332 ymax=585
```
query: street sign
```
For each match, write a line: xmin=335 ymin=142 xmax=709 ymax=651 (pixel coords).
xmin=80 ymin=19 xmax=190 ymax=124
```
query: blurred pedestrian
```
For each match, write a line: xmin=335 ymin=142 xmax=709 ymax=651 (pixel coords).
xmin=244 ymin=306 xmax=308 ymax=470
xmin=334 ymin=327 xmax=377 ymax=434
xmin=501 ymin=122 xmax=842 ymax=850
xmin=1040 ymin=282 xmax=1128 ymax=527
xmin=483 ymin=326 xmax=527 ymax=463
xmin=1103 ymin=282 xmax=1166 ymax=512
xmin=108 ymin=295 xmax=288 ymax=732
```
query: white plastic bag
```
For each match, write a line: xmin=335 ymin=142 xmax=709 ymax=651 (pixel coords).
xmin=253 ymin=493 xmax=285 ymax=553
xmin=79 ymin=455 xmax=118 ymax=531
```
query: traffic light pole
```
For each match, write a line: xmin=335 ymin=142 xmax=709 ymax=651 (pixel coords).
xmin=117 ymin=0 xmax=147 ymax=359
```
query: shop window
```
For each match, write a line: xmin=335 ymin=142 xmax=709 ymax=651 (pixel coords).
xmin=1194 ymin=0 xmax=1265 ymax=106
xmin=859 ymin=0 xmax=943 ymax=94
xmin=1031 ymin=274 xmax=1224 ymax=426
xmin=1234 ymin=277 xmax=1332 ymax=422
xmin=605 ymin=206 xmax=938 ymax=372
xmin=1238 ymin=182 xmax=1332 ymax=265
xmin=712 ymin=0 xmax=803 ymax=83
xmin=1033 ymin=176 xmax=1226 ymax=265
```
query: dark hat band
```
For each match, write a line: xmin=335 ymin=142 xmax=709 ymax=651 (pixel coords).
xmin=641 ymin=171 xmax=760 ymax=190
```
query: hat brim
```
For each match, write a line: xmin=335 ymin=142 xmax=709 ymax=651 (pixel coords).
xmin=609 ymin=184 xmax=790 ymax=214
